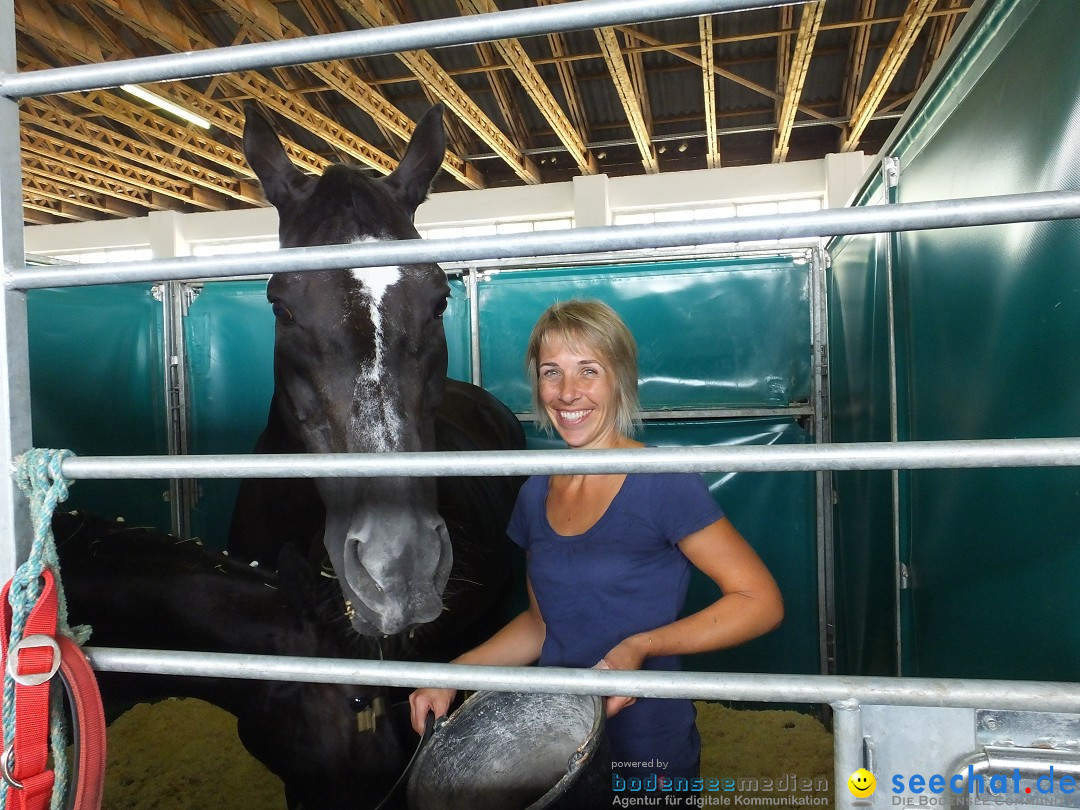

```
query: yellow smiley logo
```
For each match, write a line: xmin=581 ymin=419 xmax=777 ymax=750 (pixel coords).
xmin=848 ymin=768 xmax=877 ymax=797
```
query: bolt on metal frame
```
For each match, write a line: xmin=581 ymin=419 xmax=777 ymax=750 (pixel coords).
xmin=1 ymin=1 xmax=1079 ymax=805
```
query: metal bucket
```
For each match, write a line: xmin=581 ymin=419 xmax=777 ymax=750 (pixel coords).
xmin=406 ymin=691 xmax=611 ymax=810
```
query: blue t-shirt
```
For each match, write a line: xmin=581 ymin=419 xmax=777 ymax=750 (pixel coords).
xmin=507 ymin=471 xmax=725 ymax=779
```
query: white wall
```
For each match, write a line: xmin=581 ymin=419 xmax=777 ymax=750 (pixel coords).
xmin=24 ymin=153 xmax=875 ymax=259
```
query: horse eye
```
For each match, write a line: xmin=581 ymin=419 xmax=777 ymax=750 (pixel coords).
xmin=433 ymin=297 xmax=448 ymax=319
xmin=349 ymin=696 xmax=372 ymax=713
xmin=270 ymin=300 xmax=293 ymax=322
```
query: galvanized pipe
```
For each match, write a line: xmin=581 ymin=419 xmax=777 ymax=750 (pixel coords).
xmin=8 ymin=191 xmax=1080 ymax=290
xmin=54 ymin=437 xmax=1080 ymax=480
xmin=0 ymin=2 xmax=32 ymax=583
xmin=83 ymin=647 xmax=1080 ymax=713
xmin=832 ymin=701 xmax=863 ymax=810
xmin=0 ymin=0 xmax=786 ymax=98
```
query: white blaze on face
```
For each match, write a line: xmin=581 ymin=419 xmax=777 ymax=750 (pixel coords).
xmin=350 ymin=240 xmax=404 ymax=452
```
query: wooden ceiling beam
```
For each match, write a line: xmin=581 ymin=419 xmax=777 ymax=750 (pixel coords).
xmin=840 ymin=0 xmax=877 ymax=132
xmin=625 ymin=29 xmax=654 ymax=147
xmin=292 ymin=0 xmax=406 ymax=158
xmin=775 ymin=5 xmax=794 ymax=120
xmin=22 ymin=206 xmax=67 ymax=226
xmin=472 ymin=38 xmax=534 ymax=154
xmin=700 ymin=15 xmax=720 ymax=169
xmin=79 ymin=0 xmax=402 ymax=180
xmin=773 ymin=0 xmax=825 ymax=163
xmin=457 ymin=0 xmax=594 ymax=174
xmin=617 ymin=25 xmax=831 ymax=124
xmin=46 ymin=1 xmax=335 ymax=180
xmin=919 ymin=0 xmax=965 ymax=84
xmin=534 ymin=0 xmax=591 ymax=154
xmin=23 ymin=156 xmax=157 ymax=219
xmin=22 ymin=99 xmax=228 ymax=209
xmin=22 ymin=183 xmax=100 ymax=222
xmin=207 ymin=0 xmax=482 ymax=188
xmin=842 ymin=0 xmax=937 ymax=151
xmin=596 ymin=27 xmax=657 ymax=174
xmin=18 ymin=53 xmax=263 ymax=207
xmin=334 ymin=0 xmax=537 ymax=184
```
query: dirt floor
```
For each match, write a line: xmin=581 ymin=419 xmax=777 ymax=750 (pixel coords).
xmin=101 ymin=697 xmax=834 ymax=809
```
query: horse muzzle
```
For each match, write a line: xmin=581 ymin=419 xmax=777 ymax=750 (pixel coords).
xmin=335 ymin=516 xmax=453 ymax=637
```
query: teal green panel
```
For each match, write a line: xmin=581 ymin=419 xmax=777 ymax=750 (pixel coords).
xmin=444 ymin=277 xmax=470 ymax=383
xmin=185 ymin=280 xmax=275 ymax=548
xmin=526 ymin=418 xmax=818 ymax=675
xmin=826 ymin=233 xmax=898 ymax=676
xmin=893 ymin=0 xmax=1080 ymax=681
xmin=478 ymin=258 xmax=811 ymax=413
xmin=828 ymin=0 xmax=1080 ymax=680
xmin=27 ymin=285 xmax=171 ymax=530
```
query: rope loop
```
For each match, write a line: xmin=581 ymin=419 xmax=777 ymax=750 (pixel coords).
xmin=3 ymin=449 xmax=77 ymax=810
xmin=12 ymin=450 xmax=73 ymax=612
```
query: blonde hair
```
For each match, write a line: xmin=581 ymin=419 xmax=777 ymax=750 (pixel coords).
xmin=525 ymin=299 xmax=640 ymax=438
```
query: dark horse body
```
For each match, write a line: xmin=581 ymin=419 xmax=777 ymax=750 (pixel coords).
xmin=56 ymin=510 xmax=414 ymax=810
xmin=228 ymin=102 xmax=525 ymax=639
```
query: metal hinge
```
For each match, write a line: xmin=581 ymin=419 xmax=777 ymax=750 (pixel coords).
xmin=881 ymin=156 xmax=900 ymax=189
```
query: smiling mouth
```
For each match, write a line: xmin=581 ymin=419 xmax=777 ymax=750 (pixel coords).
xmin=558 ymin=409 xmax=592 ymax=424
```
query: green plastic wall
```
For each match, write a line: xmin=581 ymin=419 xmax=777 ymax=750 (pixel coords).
xmin=26 ymin=284 xmax=171 ymax=530
xmin=26 ymin=256 xmax=820 ymax=677
xmin=828 ymin=0 xmax=1080 ymax=679
xmin=477 ymin=257 xmax=811 ymax=412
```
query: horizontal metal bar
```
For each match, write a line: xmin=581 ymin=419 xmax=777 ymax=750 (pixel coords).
xmin=440 ymin=243 xmax=817 ymax=275
xmin=516 ymin=406 xmax=815 ymax=422
xmin=55 ymin=437 xmax=1080 ymax=480
xmin=9 ymin=191 xmax=1080 ymax=290
xmin=0 ymin=0 xmax=780 ymax=99
xmin=84 ymin=647 xmax=1080 ymax=713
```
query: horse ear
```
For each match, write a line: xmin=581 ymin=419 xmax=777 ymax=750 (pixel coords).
xmin=383 ymin=103 xmax=446 ymax=218
xmin=243 ymin=101 xmax=312 ymax=210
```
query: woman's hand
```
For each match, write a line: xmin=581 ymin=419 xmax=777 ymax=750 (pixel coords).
xmin=408 ymin=687 xmax=456 ymax=735
xmin=595 ymin=636 xmax=649 ymax=718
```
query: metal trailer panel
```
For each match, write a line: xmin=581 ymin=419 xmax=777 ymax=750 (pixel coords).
xmin=897 ymin=0 xmax=1080 ymax=683
xmin=828 ymin=228 xmax=899 ymax=678
xmin=25 ymin=285 xmax=170 ymax=531
xmin=475 ymin=256 xmax=812 ymax=412
xmin=827 ymin=0 xmax=1080 ymax=683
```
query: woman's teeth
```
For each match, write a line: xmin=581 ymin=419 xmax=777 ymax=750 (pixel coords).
xmin=559 ymin=409 xmax=591 ymax=424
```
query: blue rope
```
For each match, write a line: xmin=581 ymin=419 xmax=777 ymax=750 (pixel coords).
xmin=2 ymin=449 xmax=78 ymax=810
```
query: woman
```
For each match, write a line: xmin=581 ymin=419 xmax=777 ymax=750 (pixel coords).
xmin=410 ymin=299 xmax=783 ymax=799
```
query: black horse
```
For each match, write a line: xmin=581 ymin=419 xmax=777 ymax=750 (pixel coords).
xmin=56 ymin=510 xmax=415 ymax=810
xmin=228 ymin=102 xmax=525 ymax=640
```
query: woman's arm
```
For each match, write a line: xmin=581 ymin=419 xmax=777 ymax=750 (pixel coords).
xmin=600 ymin=517 xmax=783 ymax=713
xmin=409 ymin=578 xmax=546 ymax=733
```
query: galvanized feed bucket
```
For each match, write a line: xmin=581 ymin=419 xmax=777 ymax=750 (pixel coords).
xmin=406 ymin=691 xmax=611 ymax=810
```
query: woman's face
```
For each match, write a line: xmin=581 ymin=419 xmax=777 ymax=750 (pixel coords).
xmin=537 ymin=332 xmax=621 ymax=450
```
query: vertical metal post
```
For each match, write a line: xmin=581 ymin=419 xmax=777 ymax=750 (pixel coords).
xmin=160 ymin=281 xmax=196 ymax=538
xmin=809 ymin=244 xmax=836 ymax=675
xmin=0 ymin=1 xmax=33 ymax=580
xmin=881 ymin=156 xmax=911 ymax=677
xmin=832 ymin=699 xmax=864 ymax=810
xmin=466 ymin=267 xmax=482 ymax=386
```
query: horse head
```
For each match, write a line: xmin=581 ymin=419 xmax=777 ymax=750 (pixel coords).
xmin=243 ymin=103 xmax=452 ymax=636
